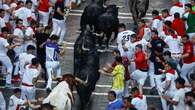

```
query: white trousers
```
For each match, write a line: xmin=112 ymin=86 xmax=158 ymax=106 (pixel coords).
xmin=38 ymin=11 xmax=49 ymax=27
xmin=21 ymin=85 xmax=36 ymax=100
xmin=160 ymin=90 xmax=175 ymax=110
xmin=123 ymin=80 xmax=130 ymax=97
xmin=131 ymin=70 xmax=148 ymax=86
xmin=180 ymin=62 xmax=195 ymax=84
xmin=148 ymin=61 xmax=155 ymax=88
xmin=46 ymin=61 xmax=61 ymax=89
xmin=51 ymin=18 xmax=67 ymax=44
xmin=0 ymin=55 xmax=13 ymax=84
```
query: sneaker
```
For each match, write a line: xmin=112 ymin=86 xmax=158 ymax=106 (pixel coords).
xmin=4 ymin=83 xmax=13 ymax=88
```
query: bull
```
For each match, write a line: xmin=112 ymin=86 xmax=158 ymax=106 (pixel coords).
xmin=129 ymin=0 xmax=149 ymax=24
xmin=80 ymin=0 xmax=105 ymax=31
xmin=42 ymin=74 xmax=88 ymax=110
xmin=97 ymin=4 xmax=119 ymax=48
xmin=74 ymin=26 xmax=100 ymax=110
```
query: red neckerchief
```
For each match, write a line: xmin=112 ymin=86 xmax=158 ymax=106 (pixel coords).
xmin=174 ymin=2 xmax=183 ymax=7
xmin=171 ymin=33 xmax=177 ymax=39
xmin=166 ymin=68 xmax=175 ymax=75
xmin=153 ymin=16 xmax=162 ymax=20
xmin=134 ymin=92 xmax=143 ymax=99
xmin=16 ymin=26 xmax=24 ymax=30
xmin=56 ymin=0 xmax=63 ymax=3
xmin=163 ymin=26 xmax=168 ymax=35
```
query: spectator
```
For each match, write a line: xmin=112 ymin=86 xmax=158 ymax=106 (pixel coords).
xmin=162 ymin=77 xmax=186 ymax=110
xmin=106 ymin=91 xmax=123 ymax=110
xmin=171 ymin=12 xmax=186 ymax=37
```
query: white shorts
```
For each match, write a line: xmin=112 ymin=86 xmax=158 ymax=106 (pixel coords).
xmin=131 ymin=69 xmax=148 ymax=85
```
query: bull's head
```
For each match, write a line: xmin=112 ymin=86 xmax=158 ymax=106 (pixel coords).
xmin=105 ymin=4 xmax=119 ymax=16
xmin=61 ymin=74 xmax=88 ymax=91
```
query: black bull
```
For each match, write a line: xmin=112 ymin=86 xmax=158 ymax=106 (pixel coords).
xmin=74 ymin=29 xmax=100 ymax=109
xmin=129 ymin=0 xmax=149 ymax=24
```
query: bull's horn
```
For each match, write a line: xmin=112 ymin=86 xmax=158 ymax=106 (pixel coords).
xmin=75 ymin=75 xmax=88 ymax=85
xmin=93 ymin=33 xmax=103 ymax=37
xmin=116 ymin=6 xmax=124 ymax=9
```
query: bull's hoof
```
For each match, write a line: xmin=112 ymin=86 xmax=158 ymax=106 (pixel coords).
xmin=46 ymin=88 xmax=52 ymax=94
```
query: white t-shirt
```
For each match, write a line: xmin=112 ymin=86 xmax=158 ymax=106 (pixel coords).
xmin=0 ymin=37 xmax=9 ymax=56
xmin=170 ymin=6 xmax=185 ymax=18
xmin=151 ymin=19 xmax=163 ymax=36
xmin=14 ymin=7 xmax=32 ymax=27
xmin=0 ymin=91 xmax=6 ymax=110
xmin=164 ymin=35 xmax=182 ymax=53
xmin=131 ymin=95 xmax=148 ymax=110
xmin=8 ymin=95 xmax=25 ymax=110
xmin=117 ymin=30 xmax=135 ymax=56
xmin=172 ymin=88 xmax=186 ymax=110
xmin=0 ymin=17 xmax=6 ymax=32
xmin=19 ymin=52 xmax=35 ymax=74
xmin=22 ymin=64 xmax=40 ymax=85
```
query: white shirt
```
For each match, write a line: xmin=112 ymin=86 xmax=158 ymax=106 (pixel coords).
xmin=0 ymin=17 xmax=6 ymax=32
xmin=170 ymin=6 xmax=185 ymax=18
xmin=117 ymin=30 xmax=135 ymax=56
xmin=14 ymin=28 xmax=24 ymax=39
xmin=164 ymin=35 xmax=182 ymax=53
xmin=165 ymin=72 xmax=178 ymax=92
xmin=25 ymin=27 xmax=34 ymax=37
xmin=0 ymin=91 xmax=6 ymax=110
xmin=19 ymin=52 xmax=35 ymax=75
xmin=172 ymin=88 xmax=186 ymax=110
xmin=131 ymin=95 xmax=147 ymax=110
xmin=0 ymin=37 xmax=9 ymax=56
xmin=8 ymin=95 xmax=25 ymax=110
xmin=14 ymin=7 xmax=32 ymax=27
xmin=22 ymin=64 xmax=40 ymax=85
xmin=151 ymin=19 xmax=163 ymax=36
